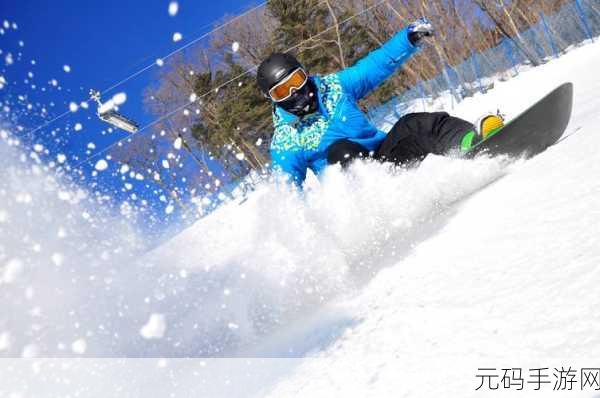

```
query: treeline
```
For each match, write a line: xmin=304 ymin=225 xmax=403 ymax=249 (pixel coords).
xmin=137 ymin=0 xmax=573 ymax=182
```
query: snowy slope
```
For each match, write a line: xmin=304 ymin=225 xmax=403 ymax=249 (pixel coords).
xmin=1 ymin=38 xmax=599 ymax=398
xmin=258 ymin=41 xmax=600 ymax=397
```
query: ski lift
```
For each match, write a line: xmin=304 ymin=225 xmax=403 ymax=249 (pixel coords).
xmin=90 ymin=89 xmax=139 ymax=133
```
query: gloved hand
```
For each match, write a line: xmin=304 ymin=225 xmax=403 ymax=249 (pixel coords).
xmin=408 ymin=18 xmax=434 ymax=47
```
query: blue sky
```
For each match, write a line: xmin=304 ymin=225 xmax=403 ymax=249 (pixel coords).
xmin=3 ymin=0 xmax=260 ymax=134
xmin=0 ymin=0 xmax=262 ymax=241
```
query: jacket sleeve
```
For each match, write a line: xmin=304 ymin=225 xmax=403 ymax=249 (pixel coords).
xmin=338 ymin=27 xmax=417 ymax=101
xmin=270 ymin=149 xmax=307 ymax=188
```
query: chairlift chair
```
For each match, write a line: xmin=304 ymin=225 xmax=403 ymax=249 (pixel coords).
xmin=90 ymin=90 xmax=139 ymax=133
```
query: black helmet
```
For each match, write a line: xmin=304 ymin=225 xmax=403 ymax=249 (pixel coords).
xmin=256 ymin=53 xmax=303 ymax=95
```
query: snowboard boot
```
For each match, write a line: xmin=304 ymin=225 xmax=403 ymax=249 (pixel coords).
xmin=460 ymin=112 xmax=505 ymax=152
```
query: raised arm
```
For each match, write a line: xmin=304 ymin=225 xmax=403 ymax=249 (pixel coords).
xmin=338 ymin=19 xmax=433 ymax=101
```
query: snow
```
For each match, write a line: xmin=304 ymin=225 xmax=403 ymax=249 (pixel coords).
xmin=232 ymin=41 xmax=240 ymax=53
xmin=94 ymin=159 xmax=108 ymax=171
xmin=168 ymin=1 xmax=179 ymax=17
xmin=140 ymin=313 xmax=167 ymax=339
xmin=51 ymin=253 xmax=64 ymax=267
xmin=0 ymin=332 xmax=11 ymax=351
xmin=173 ymin=137 xmax=183 ymax=150
xmin=71 ymin=338 xmax=87 ymax=354
xmin=1 ymin=258 xmax=24 ymax=284
xmin=173 ymin=32 xmax=182 ymax=43
xmin=112 ymin=92 xmax=127 ymax=105
xmin=62 ymin=64 xmax=71 ymax=73
xmin=259 ymin=40 xmax=600 ymax=396
xmin=0 ymin=34 xmax=599 ymax=398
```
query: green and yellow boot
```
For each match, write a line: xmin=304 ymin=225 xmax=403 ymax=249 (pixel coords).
xmin=460 ymin=112 xmax=505 ymax=152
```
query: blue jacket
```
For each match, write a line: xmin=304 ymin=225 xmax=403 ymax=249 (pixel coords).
xmin=270 ymin=28 xmax=418 ymax=187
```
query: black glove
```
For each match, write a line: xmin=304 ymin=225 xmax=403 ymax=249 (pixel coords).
xmin=408 ymin=18 xmax=434 ymax=47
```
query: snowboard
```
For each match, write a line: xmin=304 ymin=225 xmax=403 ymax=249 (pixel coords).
xmin=465 ymin=82 xmax=573 ymax=159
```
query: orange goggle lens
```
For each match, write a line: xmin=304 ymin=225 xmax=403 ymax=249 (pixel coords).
xmin=268 ymin=68 xmax=308 ymax=102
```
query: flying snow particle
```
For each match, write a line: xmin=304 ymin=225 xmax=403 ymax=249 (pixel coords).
xmin=2 ymin=21 xmax=8 ymax=29
xmin=69 ymin=102 xmax=78 ymax=112
xmin=58 ymin=191 xmax=71 ymax=201
xmin=51 ymin=253 xmax=64 ymax=267
xmin=2 ymin=258 xmax=23 ymax=284
xmin=0 ymin=75 xmax=6 ymax=90
xmin=33 ymin=144 xmax=44 ymax=152
xmin=189 ymin=93 xmax=197 ymax=102
xmin=168 ymin=1 xmax=179 ymax=16
xmin=95 ymin=159 xmax=108 ymax=171
xmin=21 ymin=344 xmax=39 ymax=358
xmin=232 ymin=42 xmax=240 ymax=53
xmin=255 ymin=138 xmax=263 ymax=147
xmin=71 ymin=338 xmax=87 ymax=355
xmin=56 ymin=154 xmax=66 ymax=163
xmin=112 ymin=92 xmax=127 ymax=105
xmin=165 ymin=204 xmax=174 ymax=215
xmin=236 ymin=153 xmax=245 ymax=161
xmin=63 ymin=65 xmax=71 ymax=73
xmin=173 ymin=137 xmax=182 ymax=150
xmin=56 ymin=227 xmax=67 ymax=239
xmin=119 ymin=164 xmax=130 ymax=174
xmin=80 ymin=101 xmax=89 ymax=109
xmin=0 ymin=332 xmax=11 ymax=352
xmin=74 ymin=123 xmax=83 ymax=132
xmin=50 ymin=79 xmax=58 ymax=87
xmin=162 ymin=159 xmax=170 ymax=169
xmin=140 ymin=313 xmax=166 ymax=339
xmin=5 ymin=53 xmax=14 ymax=66
xmin=173 ymin=32 xmax=183 ymax=42
xmin=156 ymin=58 xmax=164 ymax=67
xmin=228 ymin=322 xmax=239 ymax=330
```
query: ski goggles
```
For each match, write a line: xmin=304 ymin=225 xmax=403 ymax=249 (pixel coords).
xmin=268 ymin=68 xmax=309 ymax=102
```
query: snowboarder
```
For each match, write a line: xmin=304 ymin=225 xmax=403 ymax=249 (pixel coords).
xmin=257 ymin=18 xmax=504 ymax=187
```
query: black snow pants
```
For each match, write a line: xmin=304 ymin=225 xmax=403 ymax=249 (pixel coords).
xmin=327 ymin=112 xmax=475 ymax=167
